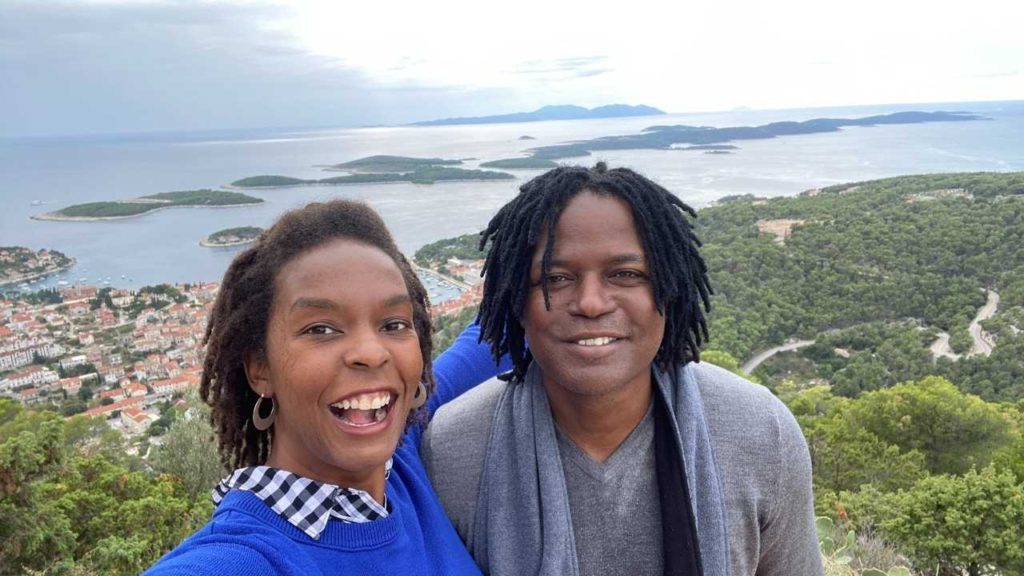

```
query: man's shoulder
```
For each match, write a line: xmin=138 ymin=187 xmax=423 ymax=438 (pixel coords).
xmin=421 ymin=376 xmax=508 ymax=542
xmin=688 ymin=361 xmax=789 ymax=425
xmin=429 ymin=375 xmax=507 ymax=437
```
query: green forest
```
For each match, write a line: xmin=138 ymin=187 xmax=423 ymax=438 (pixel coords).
xmin=3 ymin=172 xmax=1023 ymax=575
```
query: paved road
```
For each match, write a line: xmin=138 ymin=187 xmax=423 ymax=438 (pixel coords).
xmin=741 ymin=339 xmax=815 ymax=374
xmin=969 ymin=289 xmax=999 ymax=356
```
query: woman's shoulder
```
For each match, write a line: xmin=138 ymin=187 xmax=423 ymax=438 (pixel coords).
xmin=144 ymin=499 xmax=314 ymax=576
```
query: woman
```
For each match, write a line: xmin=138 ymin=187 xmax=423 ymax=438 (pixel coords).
xmin=145 ymin=199 xmax=503 ymax=575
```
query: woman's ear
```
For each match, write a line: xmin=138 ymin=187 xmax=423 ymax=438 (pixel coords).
xmin=244 ymin=352 xmax=272 ymax=397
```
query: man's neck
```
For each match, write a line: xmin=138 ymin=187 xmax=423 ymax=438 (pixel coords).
xmin=543 ymin=372 xmax=654 ymax=462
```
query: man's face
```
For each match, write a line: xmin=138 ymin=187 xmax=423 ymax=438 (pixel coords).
xmin=523 ymin=190 xmax=665 ymax=401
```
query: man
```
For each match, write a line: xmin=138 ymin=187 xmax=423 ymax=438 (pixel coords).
xmin=422 ymin=163 xmax=822 ymax=576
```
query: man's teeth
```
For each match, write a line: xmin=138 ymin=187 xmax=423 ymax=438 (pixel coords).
xmin=332 ymin=392 xmax=392 ymax=411
xmin=577 ymin=337 xmax=616 ymax=347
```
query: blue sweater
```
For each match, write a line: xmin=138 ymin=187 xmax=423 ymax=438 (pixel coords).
xmin=145 ymin=323 xmax=507 ymax=576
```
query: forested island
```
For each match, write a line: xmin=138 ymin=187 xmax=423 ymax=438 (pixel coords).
xmin=199 ymin=226 xmax=263 ymax=247
xmin=33 ymin=190 xmax=263 ymax=221
xmin=0 ymin=246 xmax=75 ymax=286
xmin=479 ymin=157 xmax=559 ymax=169
xmin=523 ymin=110 xmax=983 ymax=159
xmin=409 ymin=171 xmax=1024 ymax=575
xmin=229 ymin=156 xmax=515 ymax=188
xmin=411 ymin=104 xmax=664 ymax=126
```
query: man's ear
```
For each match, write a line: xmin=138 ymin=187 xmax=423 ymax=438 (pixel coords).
xmin=244 ymin=352 xmax=272 ymax=397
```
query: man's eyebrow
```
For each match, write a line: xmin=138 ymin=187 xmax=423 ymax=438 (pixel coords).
xmin=290 ymin=297 xmax=338 ymax=312
xmin=541 ymin=253 xmax=646 ymax=267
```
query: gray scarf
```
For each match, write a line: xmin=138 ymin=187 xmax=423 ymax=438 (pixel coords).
xmin=471 ymin=362 xmax=731 ymax=576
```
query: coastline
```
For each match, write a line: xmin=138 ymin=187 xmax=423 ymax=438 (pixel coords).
xmin=0 ymin=258 xmax=77 ymax=288
xmin=31 ymin=202 xmax=263 ymax=222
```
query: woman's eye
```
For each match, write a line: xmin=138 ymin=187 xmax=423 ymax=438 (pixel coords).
xmin=304 ymin=324 xmax=338 ymax=336
xmin=382 ymin=320 xmax=412 ymax=332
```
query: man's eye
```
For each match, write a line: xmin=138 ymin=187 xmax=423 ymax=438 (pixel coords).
xmin=546 ymin=274 xmax=572 ymax=284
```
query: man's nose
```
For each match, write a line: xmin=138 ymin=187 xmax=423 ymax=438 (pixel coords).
xmin=568 ymin=275 xmax=615 ymax=318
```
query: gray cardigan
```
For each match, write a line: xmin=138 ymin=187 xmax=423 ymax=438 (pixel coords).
xmin=421 ymin=361 xmax=823 ymax=576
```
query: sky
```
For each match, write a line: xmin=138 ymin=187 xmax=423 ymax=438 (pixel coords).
xmin=1 ymin=0 xmax=1022 ymax=138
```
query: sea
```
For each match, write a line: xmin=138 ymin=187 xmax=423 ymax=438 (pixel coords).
xmin=2 ymin=100 xmax=1023 ymax=298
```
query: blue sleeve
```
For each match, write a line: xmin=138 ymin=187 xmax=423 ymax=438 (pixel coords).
xmin=428 ymin=321 xmax=512 ymax=414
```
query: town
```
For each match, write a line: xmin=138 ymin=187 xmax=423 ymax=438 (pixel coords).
xmin=0 ymin=255 xmax=486 ymax=439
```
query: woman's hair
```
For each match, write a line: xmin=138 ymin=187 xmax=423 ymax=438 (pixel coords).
xmin=477 ymin=162 xmax=712 ymax=382
xmin=200 ymin=199 xmax=433 ymax=470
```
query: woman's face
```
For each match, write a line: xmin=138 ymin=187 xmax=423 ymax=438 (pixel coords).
xmin=245 ymin=238 xmax=424 ymax=492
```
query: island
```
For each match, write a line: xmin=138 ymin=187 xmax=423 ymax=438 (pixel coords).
xmin=324 ymin=155 xmax=462 ymax=173
xmin=524 ymin=110 xmax=984 ymax=160
xmin=229 ymin=156 xmax=515 ymax=188
xmin=410 ymin=104 xmax=665 ymax=126
xmin=33 ymin=190 xmax=263 ymax=221
xmin=479 ymin=157 xmax=559 ymax=169
xmin=518 ymin=135 xmax=536 ymax=141
xmin=0 ymin=246 xmax=75 ymax=287
xmin=200 ymin=226 xmax=264 ymax=248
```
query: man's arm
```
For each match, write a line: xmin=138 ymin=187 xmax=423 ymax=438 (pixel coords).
xmin=755 ymin=400 xmax=824 ymax=576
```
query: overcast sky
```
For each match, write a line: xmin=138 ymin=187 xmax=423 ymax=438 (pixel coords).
xmin=1 ymin=0 xmax=1021 ymax=137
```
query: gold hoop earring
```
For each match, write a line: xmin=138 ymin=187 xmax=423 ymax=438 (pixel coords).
xmin=411 ymin=382 xmax=427 ymax=409
xmin=252 ymin=394 xmax=276 ymax=431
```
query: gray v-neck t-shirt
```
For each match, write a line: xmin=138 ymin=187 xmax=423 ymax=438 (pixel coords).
xmin=556 ymin=403 xmax=664 ymax=576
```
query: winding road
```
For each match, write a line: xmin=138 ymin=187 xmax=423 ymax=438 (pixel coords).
xmin=968 ymin=289 xmax=999 ymax=356
xmin=742 ymin=289 xmax=1000 ymax=372
xmin=741 ymin=339 xmax=814 ymax=374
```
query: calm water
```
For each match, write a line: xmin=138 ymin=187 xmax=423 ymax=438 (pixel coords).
xmin=2 ymin=100 xmax=1022 ymax=290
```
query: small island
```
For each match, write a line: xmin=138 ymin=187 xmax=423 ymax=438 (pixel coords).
xmin=324 ymin=155 xmax=462 ymax=173
xmin=200 ymin=226 xmax=264 ymax=248
xmin=0 ymin=246 xmax=76 ymax=287
xmin=479 ymin=157 xmax=559 ymax=169
xmin=229 ymin=156 xmax=515 ymax=188
xmin=518 ymin=135 xmax=536 ymax=141
xmin=34 ymin=190 xmax=263 ymax=221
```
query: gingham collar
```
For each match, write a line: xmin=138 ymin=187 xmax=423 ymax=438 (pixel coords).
xmin=212 ymin=462 xmax=391 ymax=540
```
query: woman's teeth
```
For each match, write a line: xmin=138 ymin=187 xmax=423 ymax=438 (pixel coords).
xmin=330 ymin=392 xmax=392 ymax=425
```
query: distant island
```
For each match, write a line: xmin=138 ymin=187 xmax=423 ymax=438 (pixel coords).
xmin=525 ymin=110 xmax=984 ymax=159
xmin=411 ymin=104 xmax=665 ymax=127
xmin=479 ymin=157 xmax=559 ymax=169
xmin=229 ymin=156 xmax=515 ymax=188
xmin=200 ymin=226 xmax=264 ymax=248
xmin=0 ymin=246 xmax=75 ymax=287
xmin=34 ymin=190 xmax=263 ymax=221
xmin=323 ymin=155 xmax=462 ymax=173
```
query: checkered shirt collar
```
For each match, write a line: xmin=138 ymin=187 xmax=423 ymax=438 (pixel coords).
xmin=212 ymin=462 xmax=391 ymax=540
